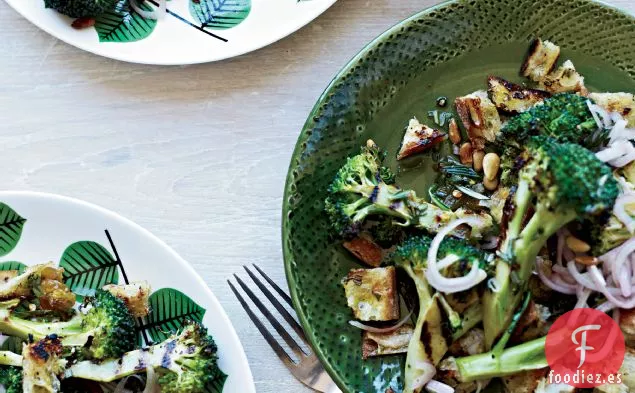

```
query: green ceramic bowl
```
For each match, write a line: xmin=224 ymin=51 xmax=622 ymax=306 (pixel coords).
xmin=283 ymin=1 xmax=635 ymax=392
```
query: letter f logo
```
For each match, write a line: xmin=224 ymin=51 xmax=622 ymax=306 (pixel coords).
xmin=572 ymin=325 xmax=601 ymax=368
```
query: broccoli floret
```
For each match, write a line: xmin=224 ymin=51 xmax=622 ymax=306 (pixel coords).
xmin=0 ymin=290 xmax=135 ymax=360
xmin=325 ymin=141 xmax=413 ymax=238
xmin=392 ymin=235 xmax=492 ymax=393
xmin=497 ymin=93 xmax=607 ymax=151
xmin=0 ymin=366 xmax=22 ymax=393
xmin=66 ymin=322 xmax=222 ymax=393
xmin=325 ymin=141 xmax=494 ymax=239
xmin=43 ymin=0 xmax=118 ymax=18
xmin=483 ymin=137 xmax=618 ymax=348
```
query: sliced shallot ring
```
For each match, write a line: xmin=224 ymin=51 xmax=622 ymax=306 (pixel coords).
xmin=348 ymin=309 xmax=413 ymax=333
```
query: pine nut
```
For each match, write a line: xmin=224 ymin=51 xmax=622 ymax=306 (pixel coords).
xmin=483 ymin=153 xmax=501 ymax=181
xmin=566 ymin=236 xmax=591 ymax=253
xmin=483 ymin=176 xmax=499 ymax=191
xmin=459 ymin=142 xmax=473 ymax=164
xmin=449 ymin=119 xmax=461 ymax=144
xmin=473 ymin=150 xmax=485 ymax=172
xmin=575 ymin=256 xmax=600 ymax=266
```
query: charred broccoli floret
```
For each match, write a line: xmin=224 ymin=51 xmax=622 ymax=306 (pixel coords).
xmin=483 ymin=137 xmax=618 ymax=348
xmin=67 ymin=322 xmax=222 ymax=393
xmin=392 ymin=236 xmax=491 ymax=393
xmin=0 ymin=290 xmax=135 ymax=360
xmin=497 ymin=93 xmax=607 ymax=151
xmin=325 ymin=141 xmax=494 ymax=239
xmin=43 ymin=0 xmax=118 ymax=18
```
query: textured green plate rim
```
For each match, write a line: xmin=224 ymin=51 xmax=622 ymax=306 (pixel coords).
xmin=283 ymin=1 xmax=635 ymax=392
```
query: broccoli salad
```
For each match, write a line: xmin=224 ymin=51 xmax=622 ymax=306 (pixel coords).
xmin=0 ymin=263 xmax=222 ymax=392
xmin=327 ymin=39 xmax=635 ymax=393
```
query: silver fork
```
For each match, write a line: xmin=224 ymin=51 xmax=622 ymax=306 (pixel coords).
xmin=228 ymin=265 xmax=342 ymax=393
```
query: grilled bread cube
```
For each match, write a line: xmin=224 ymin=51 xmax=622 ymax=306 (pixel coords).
xmin=487 ymin=76 xmax=550 ymax=113
xmin=510 ymin=301 xmax=551 ymax=344
xmin=502 ymin=368 xmax=548 ymax=393
xmin=455 ymin=91 xmax=502 ymax=150
xmin=343 ymin=267 xmax=399 ymax=322
xmin=619 ymin=307 xmax=635 ymax=346
xmin=397 ymin=117 xmax=447 ymax=160
xmin=534 ymin=377 xmax=578 ymax=393
xmin=521 ymin=39 xmax=561 ymax=82
xmin=593 ymin=347 xmax=635 ymax=393
xmin=103 ymin=281 xmax=151 ymax=318
xmin=588 ymin=92 xmax=635 ymax=127
xmin=343 ymin=236 xmax=383 ymax=267
xmin=538 ymin=60 xmax=587 ymax=95
xmin=437 ymin=357 xmax=491 ymax=393
xmin=448 ymin=328 xmax=486 ymax=357
xmin=361 ymin=324 xmax=413 ymax=359
xmin=22 ymin=336 xmax=65 ymax=393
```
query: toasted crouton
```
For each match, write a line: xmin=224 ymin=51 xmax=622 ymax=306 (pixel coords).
xmin=397 ymin=117 xmax=447 ymax=160
xmin=521 ymin=39 xmax=561 ymax=82
xmin=619 ymin=308 xmax=635 ymax=346
xmin=594 ymin=347 xmax=635 ymax=393
xmin=502 ymin=368 xmax=548 ymax=393
xmin=510 ymin=301 xmax=551 ymax=344
xmin=455 ymin=91 xmax=502 ymax=150
xmin=589 ymin=92 xmax=635 ymax=127
xmin=361 ymin=325 xmax=413 ymax=359
xmin=488 ymin=76 xmax=550 ymax=113
xmin=342 ymin=267 xmax=399 ymax=321
xmin=539 ymin=60 xmax=588 ymax=95
xmin=103 ymin=281 xmax=151 ymax=317
xmin=534 ymin=377 xmax=578 ymax=393
xmin=448 ymin=328 xmax=485 ymax=357
xmin=437 ymin=357 xmax=491 ymax=393
xmin=343 ymin=236 xmax=383 ymax=267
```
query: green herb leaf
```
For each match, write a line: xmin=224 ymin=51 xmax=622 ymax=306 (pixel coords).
xmin=0 ymin=204 xmax=26 ymax=257
xmin=205 ymin=371 xmax=228 ymax=393
xmin=95 ymin=0 xmax=157 ymax=43
xmin=189 ymin=0 xmax=251 ymax=30
xmin=143 ymin=288 xmax=206 ymax=342
xmin=59 ymin=241 xmax=119 ymax=296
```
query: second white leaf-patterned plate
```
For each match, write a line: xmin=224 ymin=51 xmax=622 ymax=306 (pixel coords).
xmin=3 ymin=0 xmax=337 ymax=65
xmin=0 ymin=191 xmax=255 ymax=393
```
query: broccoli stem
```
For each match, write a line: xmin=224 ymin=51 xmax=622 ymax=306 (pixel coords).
xmin=402 ymin=266 xmax=448 ymax=393
xmin=484 ymin=193 xmax=576 ymax=348
xmin=452 ymin=302 xmax=483 ymax=341
xmin=0 ymin=352 xmax=22 ymax=367
xmin=456 ymin=336 xmax=547 ymax=382
xmin=0 ymin=309 xmax=84 ymax=341
xmin=66 ymin=345 xmax=166 ymax=382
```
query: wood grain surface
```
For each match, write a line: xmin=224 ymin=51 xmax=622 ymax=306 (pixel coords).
xmin=0 ymin=0 xmax=632 ymax=391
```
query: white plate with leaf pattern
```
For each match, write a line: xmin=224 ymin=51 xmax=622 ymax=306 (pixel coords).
xmin=4 ymin=0 xmax=337 ymax=65
xmin=0 ymin=190 xmax=255 ymax=393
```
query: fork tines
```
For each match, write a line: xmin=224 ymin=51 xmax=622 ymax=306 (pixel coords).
xmin=228 ymin=265 xmax=310 ymax=366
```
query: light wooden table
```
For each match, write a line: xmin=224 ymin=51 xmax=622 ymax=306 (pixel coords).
xmin=0 ymin=0 xmax=632 ymax=392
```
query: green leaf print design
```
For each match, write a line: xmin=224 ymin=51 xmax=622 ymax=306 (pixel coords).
xmin=0 ymin=261 xmax=26 ymax=273
xmin=144 ymin=288 xmax=206 ymax=342
xmin=95 ymin=0 xmax=158 ymax=43
xmin=0 ymin=204 xmax=26 ymax=257
xmin=189 ymin=0 xmax=251 ymax=30
xmin=59 ymin=241 xmax=119 ymax=296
